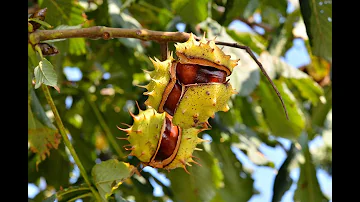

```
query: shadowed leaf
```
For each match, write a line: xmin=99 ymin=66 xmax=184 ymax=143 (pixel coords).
xmin=299 ymin=0 xmax=332 ymax=62
xmin=294 ymin=134 xmax=329 ymax=202
xmin=166 ymin=146 xmax=223 ymax=202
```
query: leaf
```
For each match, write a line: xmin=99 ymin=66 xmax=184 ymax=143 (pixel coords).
xmin=267 ymin=9 xmax=301 ymax=57
xmin=42 ymin=194 xmax=56 ymax=202
xmin=226 ymin=29 xmax=268 ymax=55
xmin=69 ymin=38 xmax=86 ymax=55
xmin=210 ymin=139 xmax=254 ymax=202
xmin=171 ymin=0 xmax=209 ymax=25
xmin=38 ymin=144 xmax=71 ymax=190
xmin=30 ymin=89 xmax=57 ymax=130
xmin=255 ymin=77 xmax=305 ymax=140
xmin=28 ymin=118 xmax=61 ymax=161
xmin=28 ymin=88 xmax=60 ymax=160
xmin=200 ymin=18 xmax=260 ymax=96
xmin=91 ymin=159 xmax=136 ymax=201
xmin=293 ymin=134 xmax=329 ymax=202
xmin=56 ymin=184 xmax=92 ymax=202
xmin=299 ymin=0 xmax=332 ymax=62
xmin=38 ymin=0 xmax=86 ymax=27
xmin=311 ymin=85 xmax=332 ymax=128
xmin=219 ymin=0 xmax=252 ymax=26
xmin=233 ymin=131 xmax=274 ymax=167
xmin=259 ymin=52 xmax=324 ymax=106
xmin=166 ymin=146 xmax=223 ymax=202
xmin=108 ymin=0 xmax=144 ymax=52
xmin=28 ymin=18 xmax=53 ymax=29
xmin=271 ymin=144 xmax=298 ymax=202
xmin=34 ymin=58 xmax=60 ymax=92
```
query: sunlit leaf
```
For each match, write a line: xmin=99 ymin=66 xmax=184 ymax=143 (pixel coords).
xmin=255 ymin=77 xmax=305 ymax=140
xmin=34 ymin=58 xmax=59 ymax=92
xmin=92 ymin=159 xmax=136 ymax=201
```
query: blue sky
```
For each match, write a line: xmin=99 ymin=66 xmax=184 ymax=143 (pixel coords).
xmin=29 ymin=2 xmax=332 ymax=201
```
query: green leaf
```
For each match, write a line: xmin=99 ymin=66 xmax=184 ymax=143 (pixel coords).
xmin=219 ymin=0 xmax=252 ymax=26
xmin=30 ymin=89 xmax=57 ymax=130
xmin=311 ymin=85 xmax=332 ymax=127
xmin=92 ymin=159 xmax=136 ymax=201
xmin=38 ymin=144 xmax=71 ymax=190
xmin=69 ymin=38 xmax=86 ymax=55
xmin=255 ymin=77 xmax=305 ymax=140
xmin=226 ymin=29 xmax=268 ymax=55
xmin=293 ymin=134 xmax=329 ymax=202
xmin=299 ymin=0 xmax=332 ymax=62
xmin=28 ymin=18 xmax=53 ymax=29
xmin=34 ymin=58 xmax=60 ymax=92
xmin=210 ymin=140 xmax=254 ymax=202
xmin=28 ymin=118 xmax=61 ymax=161
xmin=56 ymin=184 xmax=92 ymax=202
xmin=259 ymin=51 xmax=324 ymax=106
xmin=271 ymin=144 xmax=298 ymax=202
xmin=166 ymin=146 xmax=223 ymax=202
xmin=267 ymin=9 xmax=301 ymax=57
xmin=287 ymin=78 xmax=324 ymax=106
xmin=42 ymin=194 xmax=56 ymax=202
xmin=38 ymin=0 xmax=86 ymax=27
xmin=172 ymin=0 xmax=209 ymax=25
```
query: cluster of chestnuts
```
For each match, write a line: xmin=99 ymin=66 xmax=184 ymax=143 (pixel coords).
xmin=118 ymin=33 xmax=240 ymax=173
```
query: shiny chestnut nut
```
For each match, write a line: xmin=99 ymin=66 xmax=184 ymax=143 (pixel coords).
xmin=118 ymin=108 xmax=205 ymax=172
xmin=176 ymin=63 xmax=227 ymax=85
xmin=140 ymin=33 xmax=238 ymax=129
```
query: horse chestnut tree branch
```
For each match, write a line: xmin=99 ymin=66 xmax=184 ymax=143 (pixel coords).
xmin=28 ymin=26 xmax=288 ymax=120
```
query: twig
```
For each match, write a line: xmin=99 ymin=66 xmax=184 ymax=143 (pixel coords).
xmin=29 ymin=27 xmax=288 ymax=119
xmin=159 ymin=42 xmax=169 ymax=61
xmin=41 ymin=85 xmax=102 ymax=201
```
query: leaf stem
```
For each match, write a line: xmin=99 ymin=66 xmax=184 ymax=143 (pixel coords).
xmin=68 ymin=193 xmax=94 ymax=202
xmin=41 ymin=85 xmax=102 ymax=201
xmin=86 ymin=94 xmax=125 ymax=158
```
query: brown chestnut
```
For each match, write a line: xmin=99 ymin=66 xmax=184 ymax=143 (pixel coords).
xmin=154 ymin=115 xmax=180 ymax=161
xmin=176 ymin=63 xmax=227 ymax=85
xmin=163 ymin=82 xmax=182 ymax=116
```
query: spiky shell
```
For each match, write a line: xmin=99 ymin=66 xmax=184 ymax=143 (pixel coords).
xmin=119 ymin=108 xmax=205 ymax=171
xmin=125 ymin=108 xmax=165 ymax=162
xmin=175 ymin=33 xmax=239 ymax=76
xmin=172 ymin=82 xmax=234 ymax=129
xmin=143 ymin=55 xmax=175 ymax=110
xmin=164 ymin=127 xmax=204 ymax=171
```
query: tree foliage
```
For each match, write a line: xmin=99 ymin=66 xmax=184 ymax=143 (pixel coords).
xmin=28 ymin=0 xmax=332 ymax=201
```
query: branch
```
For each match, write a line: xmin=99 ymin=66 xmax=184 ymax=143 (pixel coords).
xmin=29 ymin=27 xmax=288 ymax=119
xmin=41 ymin=85 xmax=102 ymax=201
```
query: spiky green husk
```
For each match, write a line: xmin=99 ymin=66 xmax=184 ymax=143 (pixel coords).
xmin=126 ymin=108 xmax=165 ymax=162
xmin=175 ymin=33 xmax=238 ymax=75
xmin=173 ymin=82 xmax=234 ymax=129
xmin=143 ymin=55 xmax=174 ymax=110
xmin=165 ymin=128 xmax=204 ymax=170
